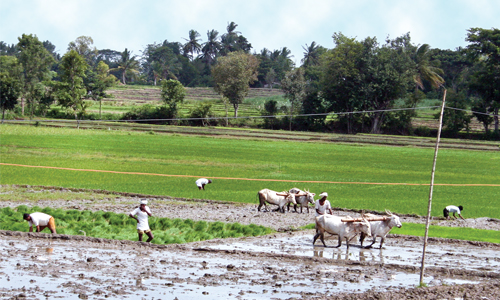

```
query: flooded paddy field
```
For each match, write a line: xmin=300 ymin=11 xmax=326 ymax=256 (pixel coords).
xmin=1 ymin=230 xmax=499 ymax=300
xmin=1 ymin=188 xmax=500 ymax=299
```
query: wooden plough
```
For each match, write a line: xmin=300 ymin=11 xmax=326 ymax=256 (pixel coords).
xmin=341 ymin=216 xmax=390 ymax=222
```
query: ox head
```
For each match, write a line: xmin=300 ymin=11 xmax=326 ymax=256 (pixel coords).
xmin=286 ymin=192 xmax=297 ymax=205
xmin=277 ymin=192 xmax=297 ymax=205
xmin=358 ymin=218 xmax=372 ymax=237
xmin=304 ymin=189 xmax=315 ymax=204
xmin=385 ymin=210 xmax=402 ymax=228
xmin=294 ymin=189 xmax=316 ymax=204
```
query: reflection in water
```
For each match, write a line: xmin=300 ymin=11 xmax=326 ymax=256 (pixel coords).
xmin=312 ymin=246 xmax=385 ymax=263
xmin=313 ymin=249 xmax=324 ymax=258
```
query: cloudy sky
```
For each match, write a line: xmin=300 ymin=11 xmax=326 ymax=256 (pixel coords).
xmin=1 ymin=0 xmax=499 ymax=64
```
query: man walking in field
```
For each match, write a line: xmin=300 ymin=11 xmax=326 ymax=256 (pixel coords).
xmin=443 ymin=205 xmax=464 ymax=220
xmin=23 ymin=212 xmax=57 ymax=234
xmin=129 ymin=199 xmax=154 ymax=242
xmin=196 ymin=178 xmax=212 ymax=190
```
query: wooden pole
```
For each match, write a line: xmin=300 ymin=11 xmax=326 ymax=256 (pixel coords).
xmin=419 ymin=88 xmax=447 ymax=286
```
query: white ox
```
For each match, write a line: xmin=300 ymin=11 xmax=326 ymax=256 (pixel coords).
xmin=257 ymin=189 xmax=297 ymax=213
xmin=359 ymin=211 xmax=402 ymax=249
xmin=287 ymin=188 xmax=315 ymax=213
xmin=313 ymin=215 xmax=371 ymax=249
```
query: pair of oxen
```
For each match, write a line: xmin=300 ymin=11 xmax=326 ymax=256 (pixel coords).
xmin=257 ymin=188 xmax=402 ymax=249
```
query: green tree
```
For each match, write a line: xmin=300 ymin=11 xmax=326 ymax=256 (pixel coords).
xmin=142 ymin=42 xmax=182 ymax=85
xmin=85 ymin=61 xmax=117 ymax=119
xmin=161 ymin=79 xmax=186 ymax=124
xmin=281 ymin=68 xmax=306 ymax=131
xmin=320 ymin=33 xmax=365 ymax=134
xmin=16 ymin=34 xmax=55 ymax=118
xmin=68 ymin=36 xmax=98 ymax=66
xmin=365 ymin=37 xmax=414 ymax=133
xmin=301 ymin=41 xmax=323 ymax=67
xmin=412 ymin=43 xmax=445 ymax=94
xmin=212 ymin=51 xmax=259 ymax=117
xmin=0 ymin=56 xmax=22 ymax=122
xmin=466 ymin=27 xmax=500 ymax=135
xmin=183 ymin=30 xmax=202 ymax=61
xmin=56 ymin=50 xmax=88 ymax=128
xmin=201 ymin=30 xmax=221 ymax=66
xmin=112 ymin=48 xmax=140 ymax=84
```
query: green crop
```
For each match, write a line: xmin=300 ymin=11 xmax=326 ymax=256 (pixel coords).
xmin=1 ymin=124 xmax=499 ymax=221
xmin=1 ymin=206 xmax=274 ymax=244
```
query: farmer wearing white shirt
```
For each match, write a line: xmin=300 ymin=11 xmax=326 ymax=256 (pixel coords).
xmin=23 ymin=212 xmax=57 ymax=234
xmin=196 ymin=178 xmax=212 ymax=190
xmin=443 ymin=205 xmax=464 ymax=220
xmin=315 ymin=192 xmax=333 ymax=217
xmin=129 ymin=199 xmax=154 ymax=242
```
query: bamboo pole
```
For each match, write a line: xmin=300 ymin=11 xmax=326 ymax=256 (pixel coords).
xmin=419 ymin=88 xmax=447 ymax=286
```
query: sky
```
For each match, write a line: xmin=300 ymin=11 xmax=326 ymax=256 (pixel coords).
xmin=1 ymin=0 xmax=499 ymax=64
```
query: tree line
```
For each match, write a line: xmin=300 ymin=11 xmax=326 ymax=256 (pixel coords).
xmin=0 ymin=23 xmax=498 ymax=139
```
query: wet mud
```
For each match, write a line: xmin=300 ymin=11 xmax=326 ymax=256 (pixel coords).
xmin=1 ymin=187 xmax=499 ymax=299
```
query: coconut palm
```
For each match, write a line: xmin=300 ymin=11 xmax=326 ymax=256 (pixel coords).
xmin=201 ymin=30 xmax=221 ymax=66
xmin=301 ymin=41 xmax=321 ymax=67
xmin=183 ymin=30 xmax=201 ymax=61
xmin=413 ymin=44 xmax=445 ymax=91
xmin=112 ymin=48 xmax=140 ymax=84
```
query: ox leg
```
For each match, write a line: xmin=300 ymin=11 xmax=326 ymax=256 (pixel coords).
xmin=334 ymin=236 xmax=342 ymax=248
xmin=359 ymin=232 xmax=366 ymax=246
xmin=365 ymin=237 xmax=377 ymax=249
xmin=378 ymin=237 xmax=385 ymax=249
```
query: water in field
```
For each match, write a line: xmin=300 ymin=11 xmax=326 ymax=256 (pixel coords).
xmin=0 ymin=233 xmax=492 ymax=300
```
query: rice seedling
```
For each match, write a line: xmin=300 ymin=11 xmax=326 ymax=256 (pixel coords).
xmin=0 ymin=206 xmax=274 ymax=244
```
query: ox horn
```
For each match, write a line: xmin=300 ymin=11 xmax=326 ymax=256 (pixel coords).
xmin=385 ymin=209 xmax=393 ymax=216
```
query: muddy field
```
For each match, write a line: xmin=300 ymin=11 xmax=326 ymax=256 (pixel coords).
xmin=1 ymin=189 xmax=500 ymax=299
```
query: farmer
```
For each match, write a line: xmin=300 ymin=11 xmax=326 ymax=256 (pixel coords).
xmin=315 ymin=192 xmax=333 ymax=217
xmin=129 ymin=199 xmax=154 ymax=242
xmin=443 ymin=205 xmax=464 ymax=220
xmin=195 ymin=178 xmax=212 ymax=190
xmin=23 ymin=212 xmax=57 ymax=234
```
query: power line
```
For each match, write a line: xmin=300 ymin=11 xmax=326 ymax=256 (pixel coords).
xmin=3 ymin=106 xmax=497 ymax=123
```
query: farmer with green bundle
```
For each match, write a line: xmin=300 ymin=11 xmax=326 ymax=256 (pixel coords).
xmin=129 ymin=199 xmax=154 ymax=242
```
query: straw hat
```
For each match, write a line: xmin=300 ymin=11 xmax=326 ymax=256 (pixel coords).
xmin=319 ymin=192 xmax=328 ymax=198
xmin=140 ymin=199 xmax=148 ymax=205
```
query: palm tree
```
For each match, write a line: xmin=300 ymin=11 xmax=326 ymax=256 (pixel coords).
xmin=112 ymin=48 xmax=140 ymax=84
xmin=301 ymin=41 xmax=321 ymax=67
xmin=201 ymin=30 xmax=221 ymax=65
xmin=413 ymin=44 xmax=445 ymax=91
xmin=226 ymin=21 xmax=240 ymax=38
xmin=183 ymin=30 xmax=201 ymax=61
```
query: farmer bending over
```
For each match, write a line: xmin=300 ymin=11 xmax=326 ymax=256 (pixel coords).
xmin=196 ymin=178 xmax=212 ymax=190
xmin=443 ymin=205 xmax=464 ymax=220
xmin=23 ymin=212 xmax=57 ymax=234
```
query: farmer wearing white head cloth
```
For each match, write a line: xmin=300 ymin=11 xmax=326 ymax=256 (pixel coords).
xmin=196 ymin=178 xmax=212 ymax=190
xmin=129 ymin=199 xmax=154 ymax=242
xmin=315 ymin=192 xmax=333 ymax=217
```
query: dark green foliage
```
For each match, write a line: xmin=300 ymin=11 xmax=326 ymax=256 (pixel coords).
xmin=121 ymin=104 xmax=173 ymax=124
xmin=0 ymin=206 xmax=273 ymax=244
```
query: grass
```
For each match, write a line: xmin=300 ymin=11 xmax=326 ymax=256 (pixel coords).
xmin=0 ymin=206 xmax=274 ymax=244
xmin=1 ymin=124 xmax=499 ymax=220
xmin=391 ymin=223 xmax=500 ymax=244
